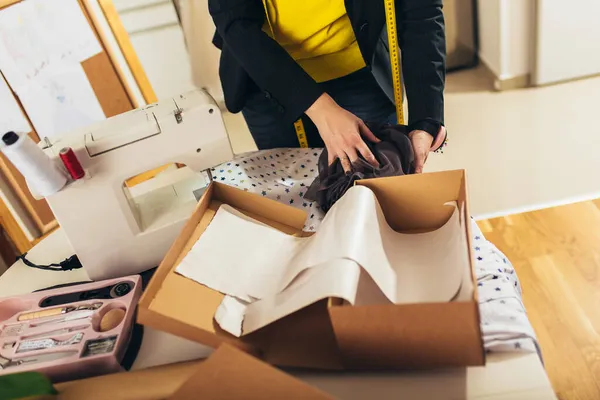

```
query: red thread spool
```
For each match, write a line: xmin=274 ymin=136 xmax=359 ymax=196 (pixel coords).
xmin=59 ymin=147 xmax=85 ymax=180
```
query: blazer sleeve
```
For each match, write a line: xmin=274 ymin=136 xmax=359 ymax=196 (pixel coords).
xmin=208 ymin=0 xmax=323 ymax=124
xmin=397 ymin=0 xmax=446 ymax=137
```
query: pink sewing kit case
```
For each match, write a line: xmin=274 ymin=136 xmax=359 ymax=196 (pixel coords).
xmin=0 ymin=275 xmax=141 ymax=382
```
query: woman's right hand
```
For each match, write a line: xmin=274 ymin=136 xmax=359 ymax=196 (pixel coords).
xmin=306 ymin=93 xmax=380 ymax=172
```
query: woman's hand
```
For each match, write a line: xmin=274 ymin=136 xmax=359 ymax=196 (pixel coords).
xmin=408 ymin=129 xmax=433 ymax=174
xmin=408 ymin=126 xmax=446 ymax=174
xmin=306 ymin=93 xmax=380 ymax=172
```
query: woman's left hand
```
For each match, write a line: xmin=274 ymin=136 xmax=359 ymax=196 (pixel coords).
xmin=408 ymin=130 xmax=433 ymax=174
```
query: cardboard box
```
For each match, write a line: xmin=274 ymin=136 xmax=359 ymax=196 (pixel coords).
xmin=52 ymin=345 xmax=332 ymax=400
xmin=138 ymin=170 xmax=485 ymax=370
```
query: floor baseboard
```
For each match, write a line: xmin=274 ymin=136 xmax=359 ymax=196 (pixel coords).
xmin=477 ymin=59 xmax=531 ymax=91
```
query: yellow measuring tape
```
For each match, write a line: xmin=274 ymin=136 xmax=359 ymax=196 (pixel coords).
xmin=294 ymin=0 xmax=405 ymax=147
xmin=384 ymin=0 xmax=405 ymax=125
xmin=294 ymin=119 xmax=309 ymax=148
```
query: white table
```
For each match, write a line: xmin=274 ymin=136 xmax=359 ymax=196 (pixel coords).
xmin=0 ymin=229 xmax=557 ymax=399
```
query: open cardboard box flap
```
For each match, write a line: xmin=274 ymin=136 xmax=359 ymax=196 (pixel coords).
xmin=138 ymin=170 xmax=485 ymax=370
xmin=53 ymin=345 xmax=332 ymax=400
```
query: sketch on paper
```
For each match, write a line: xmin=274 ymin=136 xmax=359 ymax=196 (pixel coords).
xmin=0 ymin=0 xmax=102 ymax=91
xmin=17 ymin=63 xmax=106 ymax=139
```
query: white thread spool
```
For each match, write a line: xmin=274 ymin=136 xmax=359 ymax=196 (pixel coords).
xmin=1 ymin=131 xmax=67 ymax=197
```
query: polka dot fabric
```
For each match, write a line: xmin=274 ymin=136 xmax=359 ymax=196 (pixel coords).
xmin=211 ymin=149 xmax=326 ymax=231
xmin=471 ymin=221 xmax=541 ymax=358
xmin=211 ymin=148 xmax=541 ymax=359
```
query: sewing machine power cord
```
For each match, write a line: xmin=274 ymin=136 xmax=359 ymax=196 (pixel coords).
xmin=17 ymin=253 xmax=83 ymax=272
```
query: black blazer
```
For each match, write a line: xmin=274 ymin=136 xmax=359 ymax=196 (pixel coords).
xmin=208 ymin=0 xmax=446 ymax=136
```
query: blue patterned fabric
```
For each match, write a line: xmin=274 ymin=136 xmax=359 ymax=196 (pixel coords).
xmin=212 ymin=148 xmax=326 ymax=231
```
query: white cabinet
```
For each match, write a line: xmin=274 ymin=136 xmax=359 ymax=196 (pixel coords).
xmin=535 ymin=0 xmax=600 ymax=85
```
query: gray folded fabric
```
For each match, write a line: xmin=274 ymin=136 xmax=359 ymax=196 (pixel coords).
xmin=305 ymin=123 xmax=415 ymax=212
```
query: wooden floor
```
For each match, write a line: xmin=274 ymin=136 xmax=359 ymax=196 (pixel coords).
xmin=478 ymin=199 xmax=600 ymax=400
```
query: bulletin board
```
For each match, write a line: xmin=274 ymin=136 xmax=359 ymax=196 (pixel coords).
xmin=0 ymin=0 xmax=150 ymax=249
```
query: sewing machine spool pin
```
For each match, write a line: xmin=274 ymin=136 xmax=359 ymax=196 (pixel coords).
xmin=173 ymin=99 xmax=183 ymax=124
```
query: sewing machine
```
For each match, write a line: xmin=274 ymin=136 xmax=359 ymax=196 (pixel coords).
xmin=42 ymin=90 xmax=234 ymax=280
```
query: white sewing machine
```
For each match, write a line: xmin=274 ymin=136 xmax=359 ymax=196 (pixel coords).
xmin=42 ymin=90 xmax=233 ymax=280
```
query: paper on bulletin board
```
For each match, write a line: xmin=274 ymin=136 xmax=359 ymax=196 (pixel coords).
xmin=31 ymin=0 xmax=102 ymax=64
xmin=17 ymin=63 xmax=106 ymax=139
xmin=0 ymin=74 xmax=31 ymax=135
xmin=0 ymin=0 xmax=102 ymax=92
xmin=0 ymin=1 xmax=48 ymax=91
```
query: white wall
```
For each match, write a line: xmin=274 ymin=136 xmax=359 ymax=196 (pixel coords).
xmin=501 ymin=0 xmax=534 ymax=80
xmin=114 ymin=0 xmax=196 ymax=100
xmin=477 ymin=0 xmax=502 ymax=77
xmin=178 ymin=0 xmax=224 ymax=106
xmin=477 ymin=0 xmax=534 ymax=81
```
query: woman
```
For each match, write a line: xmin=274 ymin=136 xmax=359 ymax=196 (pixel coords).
xmin=208 ymin=0 xmax=446 ymax=173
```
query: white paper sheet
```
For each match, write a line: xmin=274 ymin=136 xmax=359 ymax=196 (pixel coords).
xmin=31 ymin=0 xmax=102 ymax=64
xmin=17 ymin=63 xmax=105 ymax=139
xmin=176 ymin=185 xmax=469 ymax=336
xmin=0 ymin=74 xmax=31 ymax=135
xmin=0 ymin=0 xmax=102 ymax=92
xmin=215 ymin=259 xmax=364 ymax=337
xmin=0 ymin=1 xmax=49 ymax=91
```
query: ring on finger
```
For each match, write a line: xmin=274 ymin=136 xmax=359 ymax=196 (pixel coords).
xmin=339 ymin=154 xmax=351 ymax=167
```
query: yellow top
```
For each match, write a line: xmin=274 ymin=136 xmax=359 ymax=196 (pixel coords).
xmin=262 ymin=0 xmax=366 ymax=83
